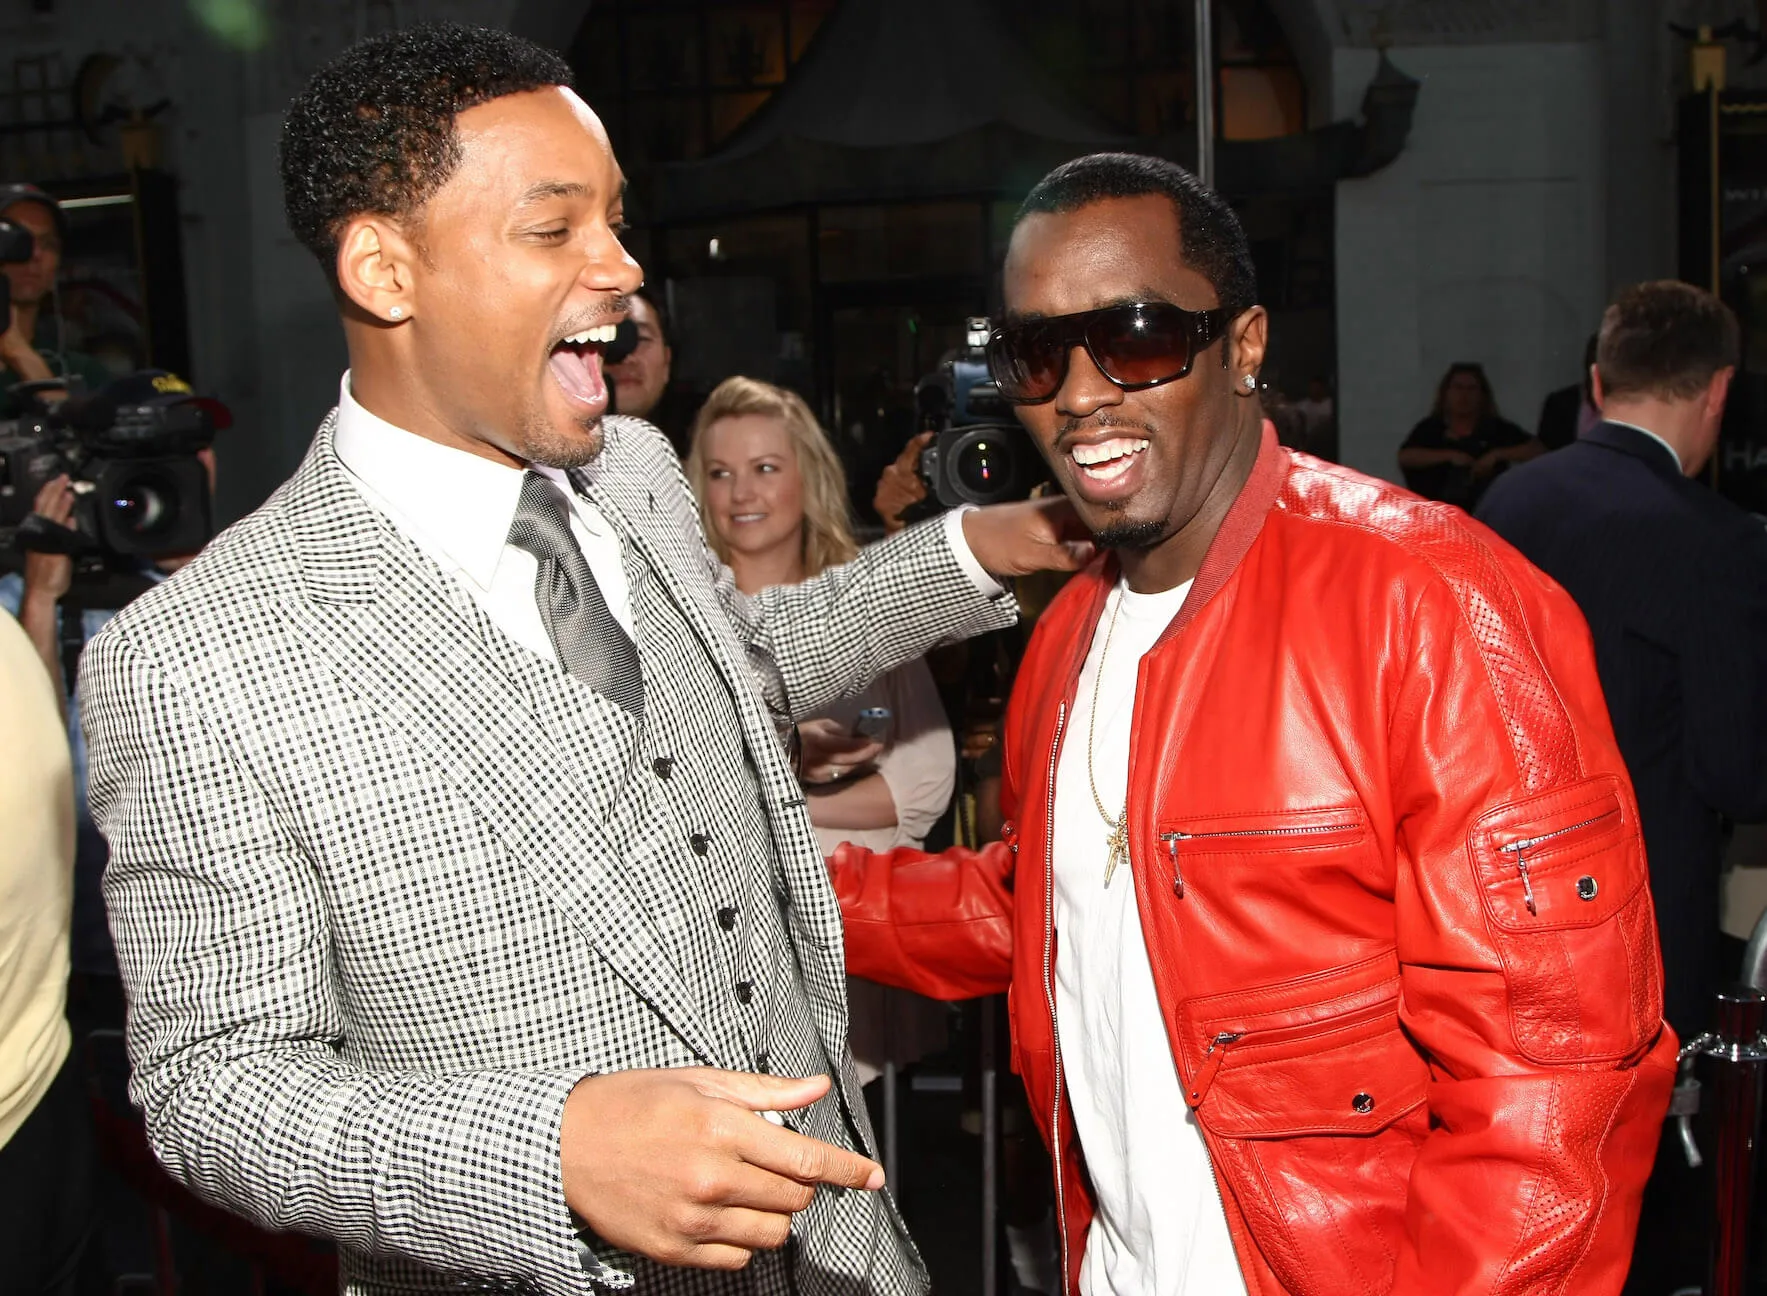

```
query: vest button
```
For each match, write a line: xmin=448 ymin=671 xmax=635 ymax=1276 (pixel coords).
xmin=1352 ymin=1092 xmax=1375 ymax=1114
xmin=735 ymin=980 xmax=754 ymax=1004
xmin=717 ymin=906 xmax=738 ymax=931
xmin=652 ymin=756 xmax=674 ymax=780
xmin=690 ymin=833 xmax=711 ymax=855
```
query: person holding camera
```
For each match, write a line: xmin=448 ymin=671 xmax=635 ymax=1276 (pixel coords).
xmin=0 ymin=185 xmax=110 ymax=416
xmin=0 ymin=373 xmax=219 ymax=987
xmin=688 ymin=376 xmax=957 ymax=1082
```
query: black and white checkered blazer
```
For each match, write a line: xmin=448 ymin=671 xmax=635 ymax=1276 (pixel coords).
xmin=80 ymin=413 xmax=1015 ymax=1295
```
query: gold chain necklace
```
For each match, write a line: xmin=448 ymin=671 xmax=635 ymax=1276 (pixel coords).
xmin=1087 ymin=586 xmax=1131 ymax=887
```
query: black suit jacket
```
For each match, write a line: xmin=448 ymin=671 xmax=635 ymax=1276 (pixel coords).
xmin=1477 ymin=422 xmax=1767 ymax=1032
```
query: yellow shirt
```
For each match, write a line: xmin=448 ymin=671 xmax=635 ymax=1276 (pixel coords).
xmin=0 ymin=610 xmax=74 ymax=1147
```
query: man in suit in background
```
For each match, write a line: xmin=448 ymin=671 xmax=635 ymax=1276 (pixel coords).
xmin=1478 ymin=280 xmax=1767 ymax=1294
xmin=81 ymin=25 xmax=1089 ymax=1296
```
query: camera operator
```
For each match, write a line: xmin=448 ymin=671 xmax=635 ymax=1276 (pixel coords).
xmin=0 ymin=372 xmax=220 ymax=989
xmin=0 ymin=185 xmax=110 ymax=416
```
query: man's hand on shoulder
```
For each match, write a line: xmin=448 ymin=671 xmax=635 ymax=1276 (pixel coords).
xmin=961 ymin=495 xmax=1095 ymax=579
xmin=561 ymin=1067 xmax=885 ymax=1270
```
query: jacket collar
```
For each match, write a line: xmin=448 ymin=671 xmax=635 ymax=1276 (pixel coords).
xmin=1041 ymin=424 xmax=1287 ymax=708
xmin=1583 ymin=419 xmax=1684 ymax=481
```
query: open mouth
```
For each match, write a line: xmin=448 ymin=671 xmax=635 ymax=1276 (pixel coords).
xmin=1068 ymin=436 xmax=1150 ymax=485
xmin=729 ymin=512 xmax=768 ymax=525
xmin=548 ymin=323 xmax=619 ymax=413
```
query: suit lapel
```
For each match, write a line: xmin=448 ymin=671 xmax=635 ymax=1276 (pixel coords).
xmin=280 ymin=418 xmax=722 ymax=1064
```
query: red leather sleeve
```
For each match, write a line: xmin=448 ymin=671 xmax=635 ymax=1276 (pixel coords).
xmin=1388 ymin=538 xmax=1676 ymax=1296
xmin=828 ymin=839 xmax=1016 ymax=1001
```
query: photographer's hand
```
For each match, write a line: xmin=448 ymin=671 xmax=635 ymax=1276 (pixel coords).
xmin=0 ymin=304 xmax=55 ymax=384
xmin=961 ymin=495 xmax=1096 ymax=578
xmin=20 ymin=474 xmax=75 ymax=708
xmin=873 ymin=431 xmax=933 ymax=534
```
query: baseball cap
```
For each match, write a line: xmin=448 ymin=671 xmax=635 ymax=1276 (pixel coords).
xmin=0 ymin=183 xmax=68 ymax=243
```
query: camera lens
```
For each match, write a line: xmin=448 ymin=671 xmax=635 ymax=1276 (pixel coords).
xmin=107 ymin=473 xmax=176 ymax=538
xmin=956 ymin=437 xmax=1007 ymax=496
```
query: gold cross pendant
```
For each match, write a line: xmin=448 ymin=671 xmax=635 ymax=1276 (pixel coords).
xmin=1103 ymin=817 xmax=1130 ymax=887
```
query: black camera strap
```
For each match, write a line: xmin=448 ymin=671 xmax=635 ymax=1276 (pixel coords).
xmin=58 ymin=595 xmax=85 ymax=695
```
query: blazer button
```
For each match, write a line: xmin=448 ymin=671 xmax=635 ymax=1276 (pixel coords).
xmin=652 ymin=756 xmax=675 ymax=780
xmin=755 ymin=1050 xmax=770 ymax=1073
xmin=690 ymin=833 xmax=711 ymax=855
xmin=1352 ymin=1092 xmax=1375 ymax=1114
xmin=735 ymin=980 xmax=754 ymax=1004
xmin=717 ymin=906 xmax=738 ymax=931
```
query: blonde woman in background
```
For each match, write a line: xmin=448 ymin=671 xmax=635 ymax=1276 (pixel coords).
xmin=688 ymin=376 xmax=954 ymax=1083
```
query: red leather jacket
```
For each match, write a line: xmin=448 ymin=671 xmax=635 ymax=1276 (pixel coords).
xmin=832 ymin=431 xmax=1677 ymax=1296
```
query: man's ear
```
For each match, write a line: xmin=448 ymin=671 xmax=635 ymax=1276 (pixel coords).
xmin=1707 ymin=364 xmax=1736 ymax=421
xmin=1229 ymin=306 xmax=1268 ymax=391
xmin=1589 ymin=364 xmax=1606 ymax=412
xmin=335 ymin=216 xmax=420 ymax=323
xmin=660 ymin=344 xmax=674 ymax=383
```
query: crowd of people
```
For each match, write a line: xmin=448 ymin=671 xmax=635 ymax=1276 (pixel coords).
xmin=2 ymin=20 xmax=1766 ymax=1296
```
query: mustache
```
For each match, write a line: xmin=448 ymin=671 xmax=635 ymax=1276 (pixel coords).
xmin=1055 ymin=414 xmax=1157 ymax=448
xmin=553 ymin=296 xmax=631 ymax=340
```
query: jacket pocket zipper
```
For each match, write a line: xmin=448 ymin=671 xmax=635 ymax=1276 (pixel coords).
xmin=1184 ymin=1030 xmax=1242 ymax=1108
xmin=1158 ymin=820 xmax=1357 ymax=898
xmin=1497 ymin=808 xmax=1619 ymax=916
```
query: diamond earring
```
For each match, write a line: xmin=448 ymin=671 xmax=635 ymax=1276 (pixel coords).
xmin=389 ymin=306 xmax=404 ymax=320
xmin=1242 ymin=374 xmax=1256 ymax=391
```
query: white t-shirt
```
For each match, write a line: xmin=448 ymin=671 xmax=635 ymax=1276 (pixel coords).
xmin=1052 ymin=577 xmax=1246 ymax=1296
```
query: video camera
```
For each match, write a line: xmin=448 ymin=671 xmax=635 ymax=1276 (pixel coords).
xmin=0 ymin=212 xmax=30 ymax=321
xmin=1 ymin=370 xmax=222 ymax=561
xmin=914 ymin=317 xmax=1050 ymax=509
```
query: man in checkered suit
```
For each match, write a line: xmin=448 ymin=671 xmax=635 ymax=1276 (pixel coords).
xmin=78 ymin=25 xmax=1090 ymax=1296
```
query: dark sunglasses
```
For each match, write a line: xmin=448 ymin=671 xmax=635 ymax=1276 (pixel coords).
xmin=985 ymin=302 xmax=1232 ymax=405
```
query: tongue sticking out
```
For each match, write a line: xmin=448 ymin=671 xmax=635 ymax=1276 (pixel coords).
xmin=549 ymin=344 xmax=607 ymax=413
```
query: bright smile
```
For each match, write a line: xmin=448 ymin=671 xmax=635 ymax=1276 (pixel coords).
xmin=1066 ymin=435 xmax=1151 ymax=502
xmin=547 ymin=323 xmax=618 ymax=415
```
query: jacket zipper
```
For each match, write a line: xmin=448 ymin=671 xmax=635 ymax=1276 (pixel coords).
xmin=1158 ymin=821 xmax=1353 ymax=898
xmin=1185 ymin=1030 xmax=1242 ymax=1107
xmin=1042 ymin=703 xmax=1073 ymax=1296
xmin=1497 ymin=809 xmax=1617 ymax=916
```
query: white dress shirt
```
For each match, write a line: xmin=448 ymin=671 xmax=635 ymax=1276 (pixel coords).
xmin=331 ymin=373 xmax=999 ymax=667
xmin=1053 ymin=577 xmax=1246 ymax=1296
xmin=333 ymin=374 xmax=634 ymax=664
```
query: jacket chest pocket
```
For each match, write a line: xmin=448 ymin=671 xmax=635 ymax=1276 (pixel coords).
xmin=1155 ymin=806 xmax=1369 ymax=899
xmin=1469 ymin=775 xmax=1662 ymax=1063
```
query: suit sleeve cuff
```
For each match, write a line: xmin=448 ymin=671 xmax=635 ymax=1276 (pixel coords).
xmin=943 ymin=506 xmax=1005 ymax=599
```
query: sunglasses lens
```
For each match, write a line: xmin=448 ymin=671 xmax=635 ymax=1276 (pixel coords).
xmin=1092 ymin=307 xmax=1195 ymax=387
xmin=988 ymin=323 xmax=1066 ymax=402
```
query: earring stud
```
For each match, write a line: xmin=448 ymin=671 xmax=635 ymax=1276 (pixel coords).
xmin=1242 ymin=374 xmax=1256 ymax=391
xmin=389 ymin=306 xmax=404 ymax=320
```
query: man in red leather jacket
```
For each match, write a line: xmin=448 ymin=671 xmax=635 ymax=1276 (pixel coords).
xmin=828 ymin=154 xmax=1676 ymax=1296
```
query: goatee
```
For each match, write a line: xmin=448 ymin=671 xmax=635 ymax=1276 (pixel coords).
xmin=1091 ymin=517 xmax=1169 ymax=550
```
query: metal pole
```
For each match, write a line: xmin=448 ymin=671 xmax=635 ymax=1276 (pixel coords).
xmin=1194 ymin=0 xmax=1215 ymax=187
xmin=882 ymin=1059 xmax=899 ymax=1191
xmin=1700 ymin=986 xmax=1767 ymax=1296
xmin=981 ymin=999 xmax=1000 ymax=1296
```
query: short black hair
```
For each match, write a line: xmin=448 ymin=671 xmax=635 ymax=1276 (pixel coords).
xmin=1597 ymin=280 xmax=1739 ymax=401
xmin=279 ymin=24 xmax=573 ymax=274
xmin=1015 ymin=153 xmax=1257 ymax=316
xmin=634 ymin=290 xmax=670 ymax=347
